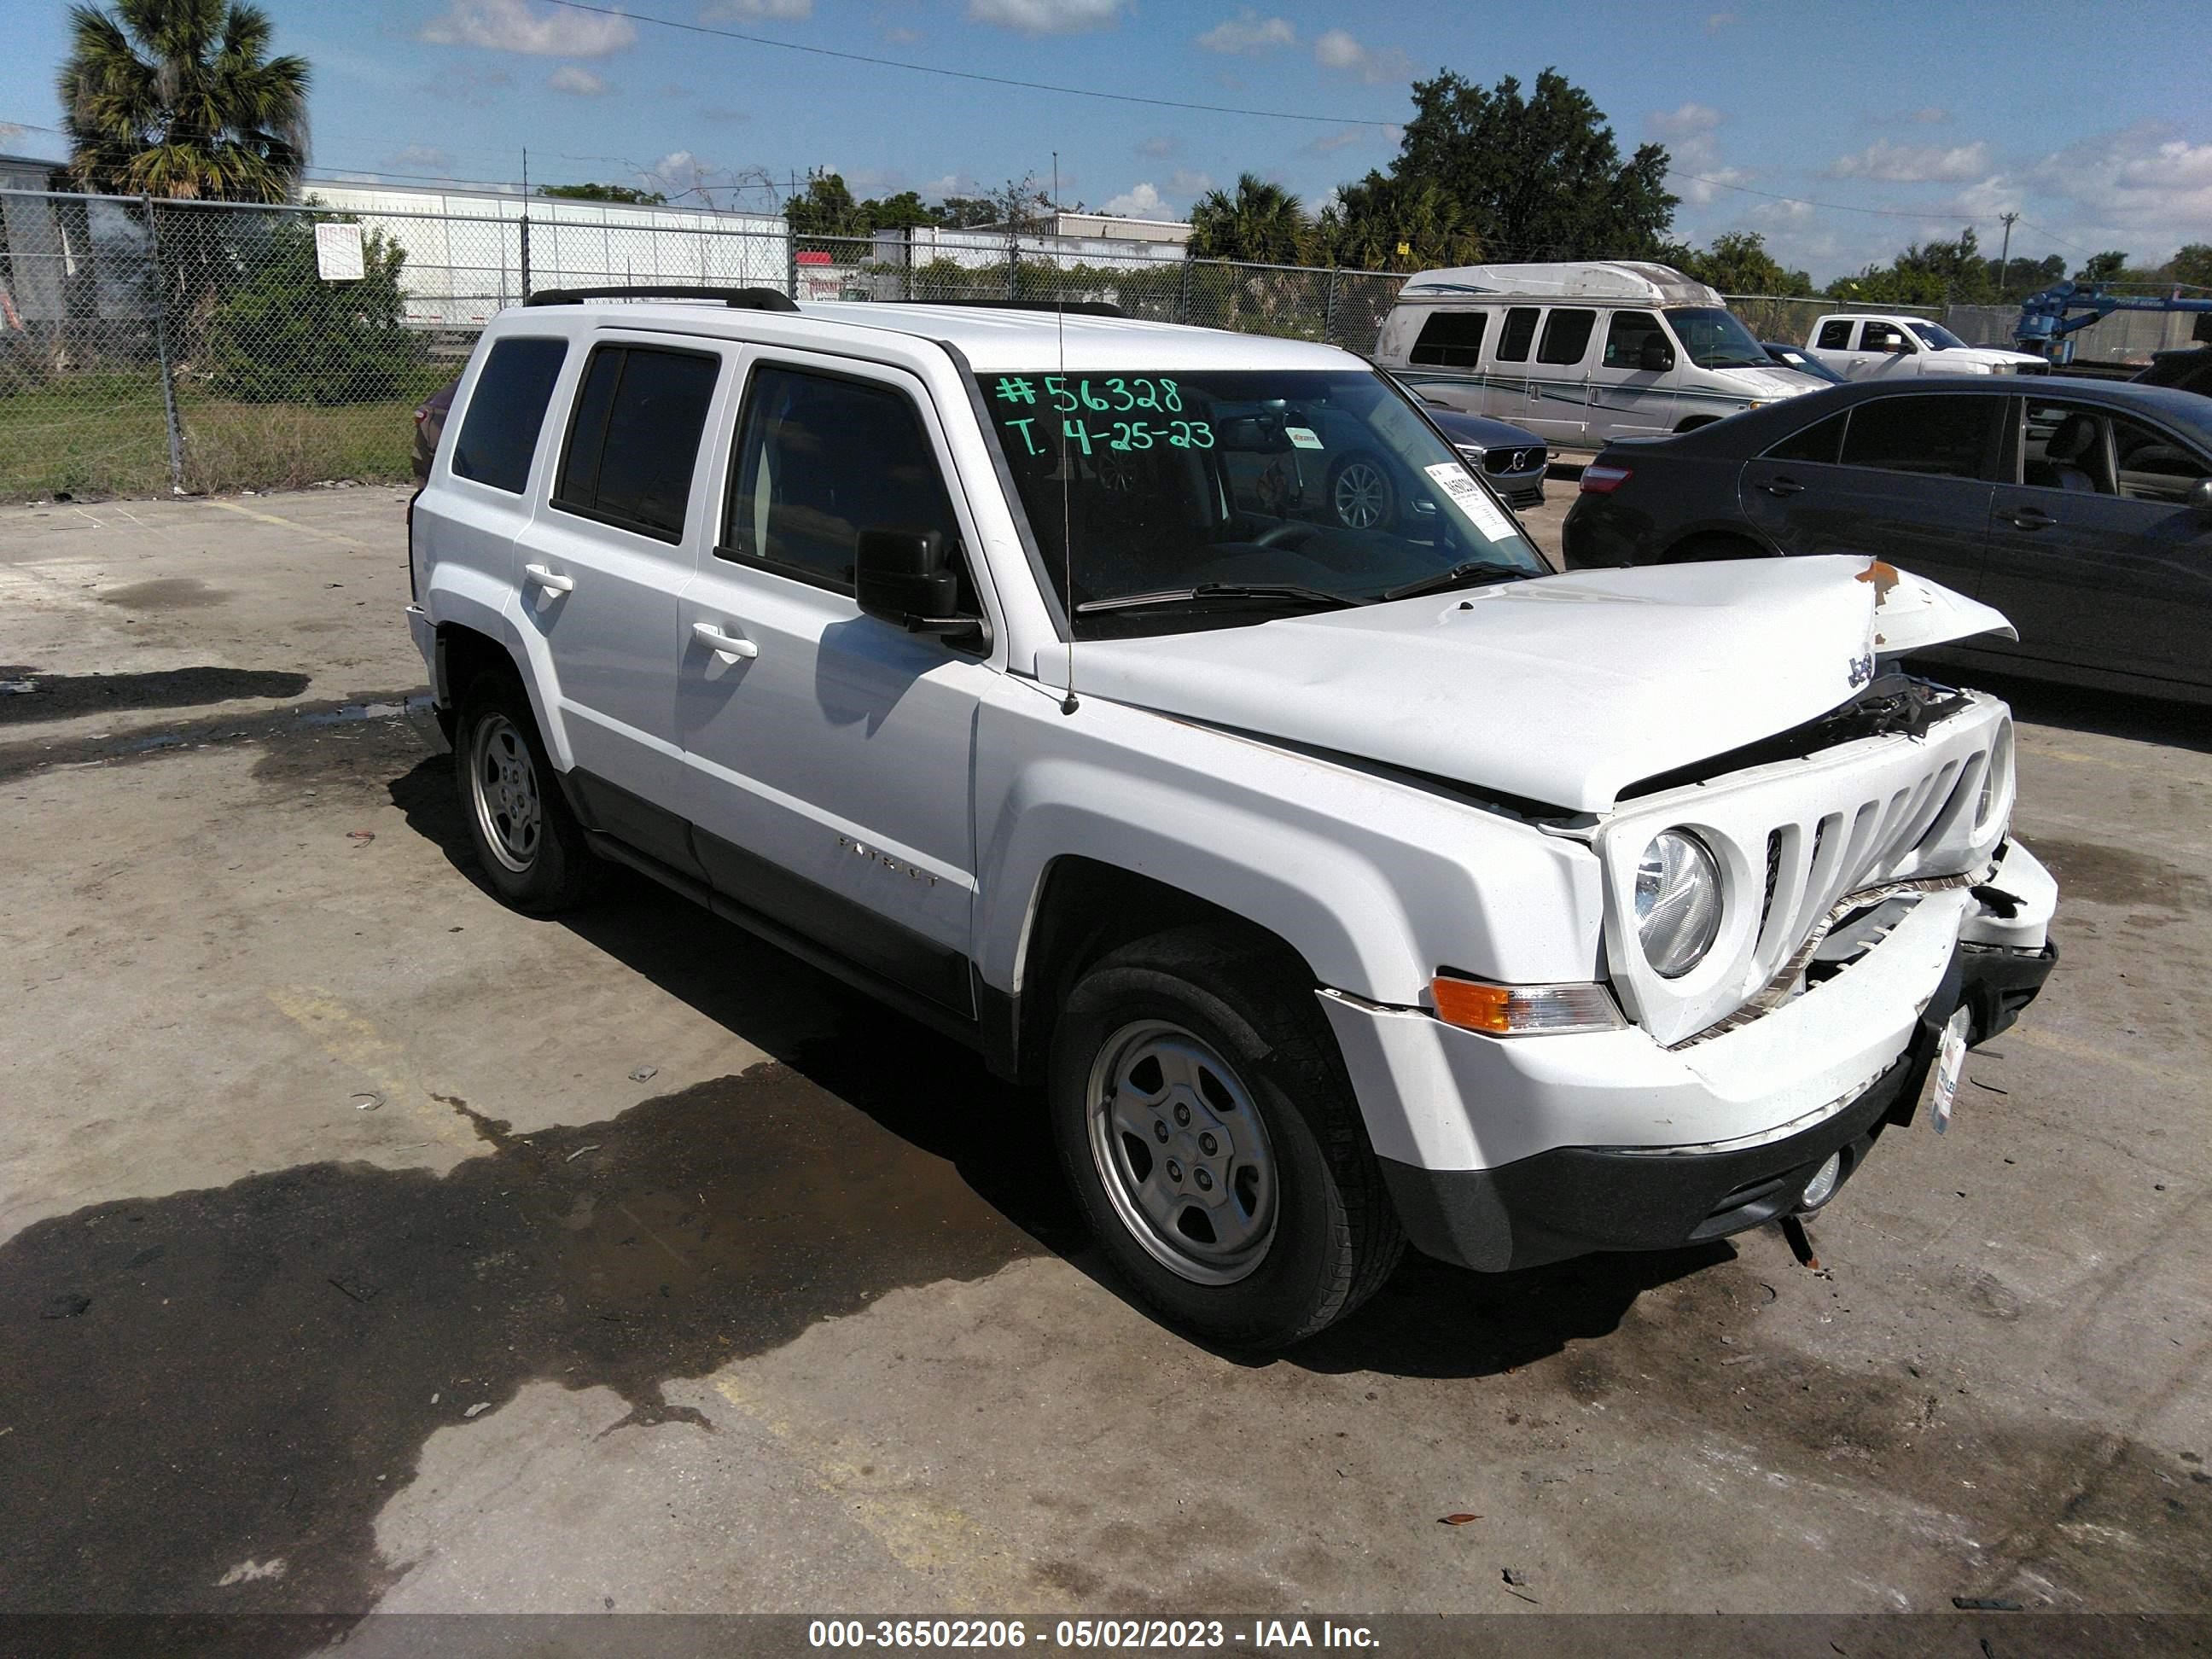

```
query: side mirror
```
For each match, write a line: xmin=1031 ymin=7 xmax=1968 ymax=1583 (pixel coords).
xmin=1639 ymin=339 xmax=1675 ymax=372
xmin=854 ymin=529 xmax=975 ymax=638
xmin=2188 ymin=478 xmax=2212 ymax=515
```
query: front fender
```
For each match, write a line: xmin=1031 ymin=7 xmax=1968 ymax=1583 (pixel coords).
xmin=972 ymin=680 xmax=1607 ymax=1009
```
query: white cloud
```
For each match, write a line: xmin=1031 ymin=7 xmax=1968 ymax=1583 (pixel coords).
xmin=1166 ymin=167 xmax=1214 ymax=197
xmin=965 ymin=0 xmax=1123 ymax=35
xmin=388 ymin=143 xmax=454 ymax=172
xmin=1196 ymin=9 xmax=1295 ymax=54
xmin=703 ymin=0 xmax=812 ymax=16
xmin=1824 ymin=138 xmax=1993 ymax=183
xmin=1136 ymin=135 xmax=1178 ymax=159
xmin=1313 ymin=28 xmax=1411 ymax=84
xmin=2028 ymin=123 xmax=2212 ymax=242
xmin=1101 ymin=182 xmax=1167 ymax=217
xmin=1304 ymin=125 xmax=1384 ymax=156
xmin=547 ymin=64 xmax=608 ymax=95
xmin=1704 ymin=11 xmax=1736 ymax=32
xmin=418 ymin=0 xmax=636 ymax=55
xmin=1646 ymin=104 xmax=1742 ymax=205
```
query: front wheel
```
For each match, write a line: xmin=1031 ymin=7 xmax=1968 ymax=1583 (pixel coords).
xmin=1049 ymin=927 xmax=1404 ymax=1348
xmin=1327 ymin=453 xmax=1397 ymax=531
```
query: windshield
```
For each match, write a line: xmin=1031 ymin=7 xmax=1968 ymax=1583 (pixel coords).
xmin=1906 ymin=320 xmax=1970 ymax=351
xmin=977 ymin=369 xmax=1548 ymax=637
xmin=1662 ymin=306 xmax=1767 ymax=370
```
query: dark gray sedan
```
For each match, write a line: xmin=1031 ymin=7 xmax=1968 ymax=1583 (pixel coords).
xmin=1561 ymin=376 xmax=2212 ymax=701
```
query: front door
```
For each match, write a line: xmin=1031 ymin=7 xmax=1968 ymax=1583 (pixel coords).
xmin=513 ymin=335 xmax=726 ymax=867
xmin=1978 ymin=394 xmax=2212 ymax=688
xmin=1586 ymin=309 xmax=1676 ymax=439
xmin=677 ymin=355 xmax=993 ymax=1015
xmin=1739 ymin=392 xmax=2005 ymax=600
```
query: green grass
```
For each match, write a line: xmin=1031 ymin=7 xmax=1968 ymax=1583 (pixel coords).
xmin=0 ymin=364 xmax=449 ymax=500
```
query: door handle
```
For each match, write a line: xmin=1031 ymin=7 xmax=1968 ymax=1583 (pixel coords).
xmin=692 ymin=621 xmax=760 ymax=661
xmin=523 ymin=563 xmax=575 ymax=593
xmin=2008 ymin=507 xmax=2057 ymax=531
xmin=1759 ymin=477 xmax=1805 ymax=498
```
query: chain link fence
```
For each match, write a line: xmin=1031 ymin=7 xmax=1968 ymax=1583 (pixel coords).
xmin=1 ymin=183 xmax=2074 ymax=503
xmin=0 ymin=187 xmax=1413 ymax=502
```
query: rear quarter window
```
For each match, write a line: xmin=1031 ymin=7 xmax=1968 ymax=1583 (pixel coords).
xmin=1816 ymin=319 xmax=1854 ymax=350
xmin=451 ymin=337 xmax=568 ymax=494
xmin=1765 ymin=410 xmax=1847 ymax=465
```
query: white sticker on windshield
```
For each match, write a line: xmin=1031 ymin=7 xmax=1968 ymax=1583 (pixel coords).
xmin=1284 ymin=425 xmax=1324 ymax=450
xmin=1423 ymin=461 xmax=1516 ymax=542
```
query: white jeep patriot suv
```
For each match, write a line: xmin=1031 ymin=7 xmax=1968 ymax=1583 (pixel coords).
xmin=407 ymin=285 xmax=2058 ymax=1347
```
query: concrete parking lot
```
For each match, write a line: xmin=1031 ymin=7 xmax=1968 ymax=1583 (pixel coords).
xmin=1 ymin=484 xmax=2207 ymax=1631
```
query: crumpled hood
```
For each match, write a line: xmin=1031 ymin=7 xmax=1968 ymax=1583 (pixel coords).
xmin=1051 ymin=557 xmax=2015 ymax=813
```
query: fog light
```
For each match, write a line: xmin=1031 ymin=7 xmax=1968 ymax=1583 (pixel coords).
xmin=1798 ymin=1150 xmax=1843 ymax=1212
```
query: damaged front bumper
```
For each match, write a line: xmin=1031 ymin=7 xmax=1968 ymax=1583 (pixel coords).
xmin=1323 ymin=839 xmax=2057 ymax=1273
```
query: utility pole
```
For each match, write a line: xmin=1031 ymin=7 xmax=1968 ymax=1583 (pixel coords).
xmin=520 ymin=147 xmax=533 ymax=300
xmin=1998 ymin=211 xmax=2018 ymax=300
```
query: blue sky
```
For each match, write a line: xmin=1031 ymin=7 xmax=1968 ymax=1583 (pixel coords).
xmin=4 ymin=0 xmax=2209 ymax=284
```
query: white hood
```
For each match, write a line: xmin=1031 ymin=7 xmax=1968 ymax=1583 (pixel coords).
xmin=1050 ymin=557 xmax=2015 ymax=813
xmin=1714 ymin=364 xmax=1827 ymax=399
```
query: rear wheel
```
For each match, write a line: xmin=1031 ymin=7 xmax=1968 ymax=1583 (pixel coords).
xmin=453 ymin=669 xmax=598 ymax=913
xmin=1049 ymin=927 xmax=1404 ymax=1348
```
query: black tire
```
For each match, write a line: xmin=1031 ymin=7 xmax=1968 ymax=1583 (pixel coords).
xmin=1325 ymin=451 xmax=1398 ymax=532
xmin=452 ymin=667 xmax=599 ymax=913
xmin=1663 ymin=533 xmax=1772 ymax=564
xmin=1048 ymin=926 xmax=1405 ymax=1348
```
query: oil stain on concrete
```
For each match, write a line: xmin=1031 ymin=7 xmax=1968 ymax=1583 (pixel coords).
xmin=96 ymin=577 xmax=230 ymax=610
xmin=0 ymin=1064 xmax=1048 ymax=1620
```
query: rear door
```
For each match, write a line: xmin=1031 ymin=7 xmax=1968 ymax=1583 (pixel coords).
xmin=1401 ymin=307 xmax=1488 ymax=413
xmin=1739 ymin=392 xmax=2004 ymax=597
xmin=512 ymin=334 xmax=728 ymax=868
xmin=1586 ymin=309 xmax=1676 ymax=439
xmin=1978 ymin=393 xmax=2212 ymax=687
xmin=1523 ymin=306 xmax=1596 ymax=443
xmin=1486 ymin=306 xmax=1545 ymax=430
xmin=677 ymin=353 xmax=995 ymax=1015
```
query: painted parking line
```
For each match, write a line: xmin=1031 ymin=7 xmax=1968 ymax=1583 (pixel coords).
xmin=200 ymin=497 xmax=370 ymax=550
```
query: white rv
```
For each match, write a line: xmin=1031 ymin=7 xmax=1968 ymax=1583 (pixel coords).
xmin=1374 ymin=262 xmax=1825 ymax=448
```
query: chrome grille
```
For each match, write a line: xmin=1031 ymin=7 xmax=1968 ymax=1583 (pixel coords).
xmin=1595 ymin=695 xmax=2013 ymax=1047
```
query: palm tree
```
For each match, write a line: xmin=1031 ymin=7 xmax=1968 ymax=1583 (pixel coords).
xmin=1189 ymin=174 xmax=1312 ymax=265
xmin=57 ymin=0 xmax=310 ymax=202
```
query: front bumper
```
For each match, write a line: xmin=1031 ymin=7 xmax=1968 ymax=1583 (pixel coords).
xmin=1322 ymin=838 xmax=2057 ymax=1272
xmin=1377 ymin=934 xmax=2054 ymax=1271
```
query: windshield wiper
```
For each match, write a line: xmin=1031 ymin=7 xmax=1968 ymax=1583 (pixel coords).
xmin=1376 ymin=560 xmax=1530 ymax=602
xmin=1074 ymin=582 xmax=1358 ymax=615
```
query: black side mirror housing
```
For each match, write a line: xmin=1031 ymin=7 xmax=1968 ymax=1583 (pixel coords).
xmin=854 ymin=529 xmax=978 ymax=639
xmin=1639 ymin=339 xmax=1675 ymax=372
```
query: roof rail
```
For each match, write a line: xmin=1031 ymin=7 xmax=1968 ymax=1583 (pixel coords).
xmin=523 ymin=284 xmax=799 ymax=312
xmin=894 ymin=298 xmax=1126 ymax=318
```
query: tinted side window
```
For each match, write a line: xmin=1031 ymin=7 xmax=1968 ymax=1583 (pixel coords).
xmin=1860 ymin=321 xmax=1911 ymax=353
xmin=723 ymin=366 xmax=958 ymax=592
xmin=1408 ymin=311 xmax=1487 ymax=369
xmin=451 ymin=337 xmax=568 ymax=493
xmin=554 ymin=345 xmax=720 ymax=541
xmin=1603 ymin=311 xmax=1668 ymax=369
xmin=1766 ymin=410 xmax=1847 ymax=465
xmin=1496 ymin=307 xmax=1540 ymax=364
xmin=1537 ymin=308 xmax=1597 ymax=365
xmin=1817 ymin=319 xmax=1854 ymax=350
xmin=1838 ymin=395 xmax=1998 ymax=479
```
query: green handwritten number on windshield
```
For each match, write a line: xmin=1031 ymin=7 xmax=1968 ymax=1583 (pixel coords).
xmin=1109 ymin=421 xmax=1155 ymax=451
xmin=1079 ymin=379 xmax=1109 ymax=411
xmin=1130 ymin=381 xmax=1159 ymax=411
xmin=1043 ymin=376 xmax=1075 ymax=414
xmin=1061 ymin=419 xmax=1093 ymax=456
xmin=1106 ymin=377 xmax=1134 ymax=411
xmin=1160 ymin=378 xmax=1182 ymax=413
xmin=1164 ymin=419 xmax=1213 ymax=450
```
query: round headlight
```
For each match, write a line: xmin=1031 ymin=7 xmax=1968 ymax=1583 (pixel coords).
xmin=1635 ymin=830 xmax=1723 ymax=979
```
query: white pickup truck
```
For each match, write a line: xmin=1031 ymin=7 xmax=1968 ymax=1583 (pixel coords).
xmin=406 ymin=288 xmax=2058 ymax=1347
xmin=1805 ymin=312 xmax=2049 ymax=379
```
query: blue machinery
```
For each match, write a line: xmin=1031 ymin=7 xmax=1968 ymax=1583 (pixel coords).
xmin=2013 ymin=282 xmax=2212 ymax=364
